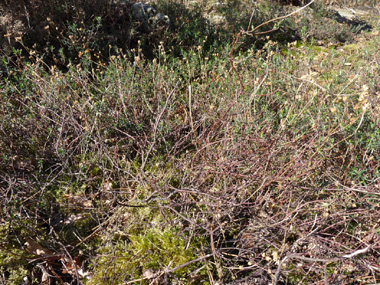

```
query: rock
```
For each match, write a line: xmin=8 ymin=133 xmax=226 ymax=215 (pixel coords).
xmin=110 ymin=1 xmax=170 ymax=30
xmin=132 ymin=2 xmax=170 ymax=30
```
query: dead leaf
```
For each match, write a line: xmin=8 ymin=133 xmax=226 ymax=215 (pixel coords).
xmin=64 ymin=214 xmax=85 ymax=225
xmin=61 ymin=256 xmax=80 ymax=275
xmin=25 ymin=238 xmax=53 ymax=256
xmin=63 ymin=194 xmax=93 ymax=208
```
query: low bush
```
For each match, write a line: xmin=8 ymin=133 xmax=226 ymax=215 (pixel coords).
xmin=1 ymin=0 xmax=380 ymax=284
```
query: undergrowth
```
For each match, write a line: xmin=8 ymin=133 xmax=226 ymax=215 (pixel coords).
xmin=1 ymin=0 xmax=380 ymax=284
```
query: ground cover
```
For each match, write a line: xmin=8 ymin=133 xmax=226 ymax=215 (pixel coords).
xmin=1 ymin=0 xmax=380 ymax=283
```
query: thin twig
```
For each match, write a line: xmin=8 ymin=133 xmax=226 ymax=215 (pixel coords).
xmin=124 ymin=254 xmax=215 ymax=284
xmin=140 ymin=81 xmax=179 ymax=172
xmin=229 ymin=0 xmax=315 ymax=95
xmin=274 ymin=245 xmax=371 ymax=284
xmin=245 ymin=0 xmax=315 ymax=36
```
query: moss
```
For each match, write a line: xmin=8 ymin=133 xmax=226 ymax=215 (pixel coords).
xmin=0 ymin=264 xmax=29 ymax=284
xmin=0 ymin=224 xmax=29 ymax=283
xmin=92 ymin=227 xmax=198 ymax=284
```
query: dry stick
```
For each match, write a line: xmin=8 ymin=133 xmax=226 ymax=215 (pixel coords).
xmin=163 ymin=204 xmax=224 ymax=278
xmin=325 ymin=111 xmax=365 ymax=152
xmin=273 ymin=245 xmax=371 ymax=284
xmin=189 ymin=84 xmax=195 ymax=140
xmin=140 ymin=81 xmax=179 ymax=172
xmin=230 ymin=0 xmax=315 ymax=94
xmin=337 ymin=74 xmax=359 ymax=96
xmin=250 ymin=67 xmax=269 ymax=106
xmin=210 ymin=225 xmax=223 ymax=280
xmin=165 ymin=253 xmax=215 ymax=274
xmin=229 ymin=0 xmax=315 ymax=95
xmin=58 ymin=241 xmax=83 ymax=284
xmin=190 ymin=102 xmax=237 ymax=167
xmin=245 ymin=0 xmax=315 ymax=35
xmin=229 ymin=32 xmax=244 ymax=95
xmin=279 ymin=71 xmax=327 ymax=92
xmin=327 ymin=182 xmax=380 ymax=196
xmin=124 ymin=253 xmax=215 ymax=284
